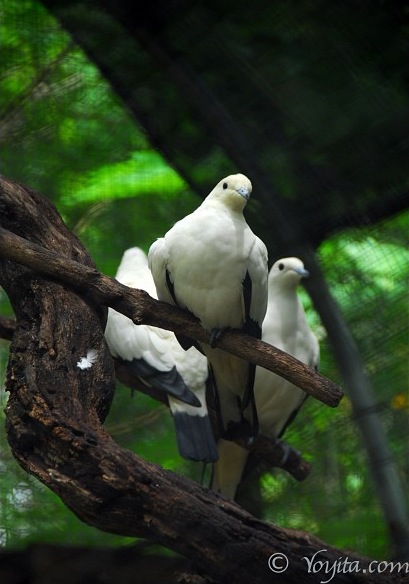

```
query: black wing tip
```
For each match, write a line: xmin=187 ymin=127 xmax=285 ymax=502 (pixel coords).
xmin=241 ymin=361 xmax=257 ymax=410
xmin=168 ymin=383 xmax=201 ymax=408
xmin=242 ymin=271 xmax=262 ymax=337
xmin=244 ymin=316 xmax=262 ymax=340
xmin=121 ymin=358 xmax=201 ymax=407
xmin=172 ymin=412 xmax=218 ymax=463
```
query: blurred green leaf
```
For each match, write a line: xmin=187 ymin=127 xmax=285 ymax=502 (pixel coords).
xmin=59 ymin=151 xmax=187 ymax=207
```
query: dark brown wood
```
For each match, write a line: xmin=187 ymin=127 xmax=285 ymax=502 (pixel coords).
xmin=245 ymin=436 xmax=311 ymax=482
xmin=0 ymin=314 xmax=311 ymax=482
xmin=0 ymin=316 xmax=14 ymax=341
xmin=1 ymin=176 xmax=399 ymax=583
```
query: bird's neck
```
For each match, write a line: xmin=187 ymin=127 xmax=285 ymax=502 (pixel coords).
xmin=203 ymin=193 xmax=246 ymax=214
xmin=265 ymin=289 xmax=300 ymax=341
xmin=270 ymin=288 xmax=300 ymax=319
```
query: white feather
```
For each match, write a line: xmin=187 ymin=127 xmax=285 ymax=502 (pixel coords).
xmin=77 ymin=349 xmax=98 ymax=370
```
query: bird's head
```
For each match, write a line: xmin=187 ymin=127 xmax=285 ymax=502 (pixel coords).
xmin=115 ymin=247 xmax=157 ymax=295
xmin=207 ymin=173 xmax=252 ymax=211
xmin=121 ymin=247 xmax=149 ymax=268
xmin=117 ymin=247 xmax=149 ymax=282
xmin=269 ymin=257 xmax=309 ymax=289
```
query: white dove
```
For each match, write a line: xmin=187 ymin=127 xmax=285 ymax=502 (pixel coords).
xmin=148 ymin=173 xmax=268 ymax=445
xmin=105 ymin=247 xmax=218 ymax=463
xmin=211 ymin=257 xmax=320 ymax=498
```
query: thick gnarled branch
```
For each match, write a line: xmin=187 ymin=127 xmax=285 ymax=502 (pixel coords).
xmin=2 ymin=175 xmax=394 ymax=584
xmin=0 ymin=225 xmax=342 ymax=408
xmin=0 ymin=313 xmax=311 ymax=482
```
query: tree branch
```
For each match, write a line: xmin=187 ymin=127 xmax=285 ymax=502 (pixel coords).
xmin=0 ymin=223 xmax=342 ymax=408
xmin=0 ymin=313 xmax=310 ymax=482
xmin=2 ymin=175 xmax=395 ymax=583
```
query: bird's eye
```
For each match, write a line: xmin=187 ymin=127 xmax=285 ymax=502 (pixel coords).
xmin=278 ymin=263 xmax=285 ymax=271
xmin=222 ymin=182 xmax=228 ymax=189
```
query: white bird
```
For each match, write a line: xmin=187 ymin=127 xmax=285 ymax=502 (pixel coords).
xmin=104 ymin=247 xmax=218 ymax=463
xmin=148 ymin=173 xmax=268 ymax=445
xmin=211 ymin=257 xmax=320 ymax=499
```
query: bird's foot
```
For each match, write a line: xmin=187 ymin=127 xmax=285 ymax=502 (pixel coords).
xmin=209 ymin=327 xmax=227 ymax=348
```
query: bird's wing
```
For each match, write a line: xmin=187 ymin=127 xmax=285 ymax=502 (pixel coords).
xmin=168 ymin=383 xmax=218 ymax=463
xmin=148 ymin=236 xmax=199 ymax=350
xmin=240 ymin=233 xmax=269 ymax=413
xmin=105 ymin=307 xmax=200 ymax=407
xmin=106 ymin=304 xmax=219 ymax=460
xmin=148 ymin=238 xmax=176 ymax=306
xmin=310 ymin=331 xmax=320 ymax=371
xmin=243 ymin=234 xmax=269 ymax=332
xmin=106 ymin=247 xmax=220 ymax=462
xmin=162 ymin=337 xmax=218 ymax=463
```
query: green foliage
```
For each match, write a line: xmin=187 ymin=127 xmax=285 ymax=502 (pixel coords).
xmin=60 ymin=151 xmax=186 ymax=207
xmin=0 ymin=0 xmax=407 ymax=563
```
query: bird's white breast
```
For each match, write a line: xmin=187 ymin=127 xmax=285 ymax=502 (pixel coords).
xmin=163 ymin=204 xmax=266 ymax=330
xmin=254 ymin=288 xmax=318 ymax=436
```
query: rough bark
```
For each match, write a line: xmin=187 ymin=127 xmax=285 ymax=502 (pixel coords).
xmin=0 ymin=314 xmax=311 ymax=482
xmin=1 ymin=176 xmax=405 ymax=583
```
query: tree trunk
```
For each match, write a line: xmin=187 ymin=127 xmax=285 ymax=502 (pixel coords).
xmin=0 ymin=176 xmax=405 ymax=584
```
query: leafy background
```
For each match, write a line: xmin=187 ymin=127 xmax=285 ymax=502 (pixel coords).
xmin=0 ymin=0 xmax=408 ymax=561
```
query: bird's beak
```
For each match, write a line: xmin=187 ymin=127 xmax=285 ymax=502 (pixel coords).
xmin=294 ymin=267 xmax=309 ymax=278
xmin=236 ymin=187 xmax=250 ymax=200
